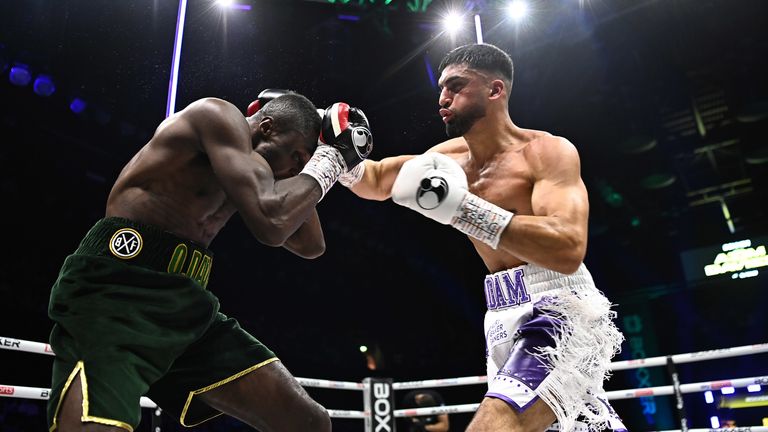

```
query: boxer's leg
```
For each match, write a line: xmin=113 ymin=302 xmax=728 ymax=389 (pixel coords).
xmin=54 ymin=374 xmax=127 ymax=432
xmin=471 ymin=304 xmax=560 ymax=432
xmin=467 ymin=397 xmax=556 ymax=432
xmin=198 ymin=360 xmax=330 ymax=432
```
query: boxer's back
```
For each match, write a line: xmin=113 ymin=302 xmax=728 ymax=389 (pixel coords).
xmin=106 ymin=109 xmax=238 ymax=246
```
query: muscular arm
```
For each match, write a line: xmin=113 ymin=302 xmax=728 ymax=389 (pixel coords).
xmin=348 ymin=141 xmax=460 ymax=200
xmin=348 ymin=156 xmax=414 ymax=201
xmin=188 ymin=98 xmax=323 ymax=247
xmin=496 ymin=137 xmax=588 ymax=274
xmin=281 ymin=209 xmax=325 ymax=258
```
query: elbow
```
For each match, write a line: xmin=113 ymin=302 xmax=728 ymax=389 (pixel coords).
xmin=289 ymin=235 xmax=326 ymax=259
xmin=298 ymin=242 xmax=326 ymax=259
xmin=254 ymin=229 xmax=287 ymax=248
xmin=248 ymin=199 xmax=294 ymax=246
xmin=557 ymin=241 xmax=586 ymax=275
xmin=555 ymin=260 xmax=582 ymax=275
xmin=250 ymin=216 xmax=292 ymax=247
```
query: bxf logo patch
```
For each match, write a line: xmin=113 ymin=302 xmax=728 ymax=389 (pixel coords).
xmin=109 ymin=228 xmax=143 ymax=259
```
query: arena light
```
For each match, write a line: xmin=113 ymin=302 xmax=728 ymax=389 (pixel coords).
xmin=9 ymin=64 xmax=31 ymax=87
xmin=704 ymin=390 xmax=714 ymax=404
xmin=70 ymin=98 xmax=87 ymax=114
xmin=747 ymin=384 xmax=761 ymax=392
xmin=359 ymin=345 xmax=368 ymax=353
xmin=710 ymin=416 xmax=720 ymax=428
xmin=167 ymin=0 xmax=188 ymax=117
xmin=474 ymin=14 xmax=483 ymax=43
xmin=442 ymin=11 xmax=464 ymax=35
xmin=721 ymin=386 xmax=735 ymax=395
xmin=33 ymin=75 xmax=55 ymax=97
xmin=337 ymin=14 xmax=360 ymax=22
xmin=230 ymin=3 xmax=251 ymax=10
xmin=215 ymin=0 xmax=250 ymax=10
xmin=506 ymin=0 xmax=529 ymax=22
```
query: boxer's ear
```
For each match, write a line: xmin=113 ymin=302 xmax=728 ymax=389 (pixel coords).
xmin=258 ymin=117 xmax=274 ymax=136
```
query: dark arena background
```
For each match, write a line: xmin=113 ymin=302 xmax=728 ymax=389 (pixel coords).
xmin=1 ymin=1 xmax=767 ymax=431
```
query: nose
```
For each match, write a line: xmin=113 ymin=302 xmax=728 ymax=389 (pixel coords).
xmin=439 ymin=88 xmax=451 ymax=108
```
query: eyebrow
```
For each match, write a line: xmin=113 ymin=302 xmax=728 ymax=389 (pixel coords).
xmin=438 ymin=75 xmax=466 ymax=90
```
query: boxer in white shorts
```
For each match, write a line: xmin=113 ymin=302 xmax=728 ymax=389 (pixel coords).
xmin=341 ymin=43 xmax=626 ymax=432
xmin=484 ymin=263 xmax=627 ymax=432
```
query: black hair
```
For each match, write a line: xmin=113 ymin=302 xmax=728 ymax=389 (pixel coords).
xmin=438 ymin=43 xmax=514 ymax=86
xmin=256 ymin=92 xmax=320 ymax=151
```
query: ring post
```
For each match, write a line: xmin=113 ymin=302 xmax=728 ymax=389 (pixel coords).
xmin=363 ymin=377 xmax=396 ymax=432
xmin=666 ymin=356 xmax=688 ymax=432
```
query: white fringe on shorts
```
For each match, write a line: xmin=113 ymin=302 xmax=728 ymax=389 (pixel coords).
xmin=531 ymin=285 xmax=624 ymax=432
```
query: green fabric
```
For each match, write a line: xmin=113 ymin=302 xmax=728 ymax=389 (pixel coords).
xmin=47 ymin=218 xmax=276 ymax=430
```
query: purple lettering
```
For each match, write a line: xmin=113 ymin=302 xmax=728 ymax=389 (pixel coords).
xmin=501 ymin=269 xmax=530 ymax=305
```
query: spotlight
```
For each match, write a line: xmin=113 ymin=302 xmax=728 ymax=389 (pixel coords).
xmin=506 ymin=0 xmax=529 ymax=21
xmin=9 ymin=63 xmax=31 ymax=87
xmin=721 ymin=386 xmax=735 ymax=395
xmin=710 ymin=416 xmax=720 ymax=429
xmin=33 ymin=75 xmax=56 ymax=97
xmin=215 ymin=0 xmax=250 ymax=11
xmin=442 ymin=11 xmax=464 ymax=35
xmin=359 ymin=345 xmax=368 ymax=353
xmin=747 ymin=384 xmax=761 ymax=393
xmin=70 ymin=97 xmax=87 ymax=114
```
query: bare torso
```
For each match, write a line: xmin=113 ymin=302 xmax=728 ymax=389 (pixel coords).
xmin=433 ymin=129 xmax=551 ymax=273
xmin=106 ymin=113 xmax=239 ymax=246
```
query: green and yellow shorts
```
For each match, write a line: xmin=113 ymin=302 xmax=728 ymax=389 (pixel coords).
xmin=47 ymin=217 xmax=277 ymax=431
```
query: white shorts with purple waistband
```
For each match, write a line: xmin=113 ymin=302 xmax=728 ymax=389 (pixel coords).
xmin=483 ymin=262 xmax=627 ymax=432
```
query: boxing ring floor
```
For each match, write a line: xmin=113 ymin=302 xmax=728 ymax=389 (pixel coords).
xmin=2 ymin=336 xmax=767 ymax=431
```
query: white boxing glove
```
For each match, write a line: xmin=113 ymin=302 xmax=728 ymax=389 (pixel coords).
xmin=392 ymin=153 xmax=469 ymax=224
xmin=391 ymin=152 xmax=514 ymax=249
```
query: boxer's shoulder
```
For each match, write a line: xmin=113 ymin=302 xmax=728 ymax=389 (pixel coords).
xmin=426 ymin=137 xmax=468 ymax=159
xmin=521 ymin=132 xmax=579 ymax=172
xmin=523 ymin=131 xmax=574 ymax=154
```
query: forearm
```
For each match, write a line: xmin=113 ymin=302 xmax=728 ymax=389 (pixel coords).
xmin=497 ymin=215 xmax=586 ymax=274
xmin=347 ymin=160 xmax=389 ymax=200
xmin=242 ymin=174 xmax=323 ymax=246
xmin=282 ymin=209 xmax=325 ymax=258
xmin=348 ymin=156 xmax=413 ymax=201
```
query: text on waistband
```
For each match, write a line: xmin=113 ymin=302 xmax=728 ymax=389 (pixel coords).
xmin=167 ymin=243 xmax=213 ymax=288
xmin=485 ymin=268 xmax=531 ymax=311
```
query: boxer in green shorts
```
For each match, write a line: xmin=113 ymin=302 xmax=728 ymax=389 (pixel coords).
xmin=47 ymin=90 xmax=373 ymax=432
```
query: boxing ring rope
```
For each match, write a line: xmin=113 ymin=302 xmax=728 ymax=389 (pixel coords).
xmin=389 ymin=375 xmax=768 ymax=417
xmin=2 ymin=337 xmax=767 ymax=430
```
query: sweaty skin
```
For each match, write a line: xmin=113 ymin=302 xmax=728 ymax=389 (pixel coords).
xmin=429 ymin=133 xmax=573 ymax=273
xmin=348 ymin=58 xmax=590 ymax=432
xmin=106 ymin=97 xmax=324 ymax=256
xmin=55 ymin=97 xmax=335 ymax=432
xmin=350 ymin=64 xmax=588 ymax=275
